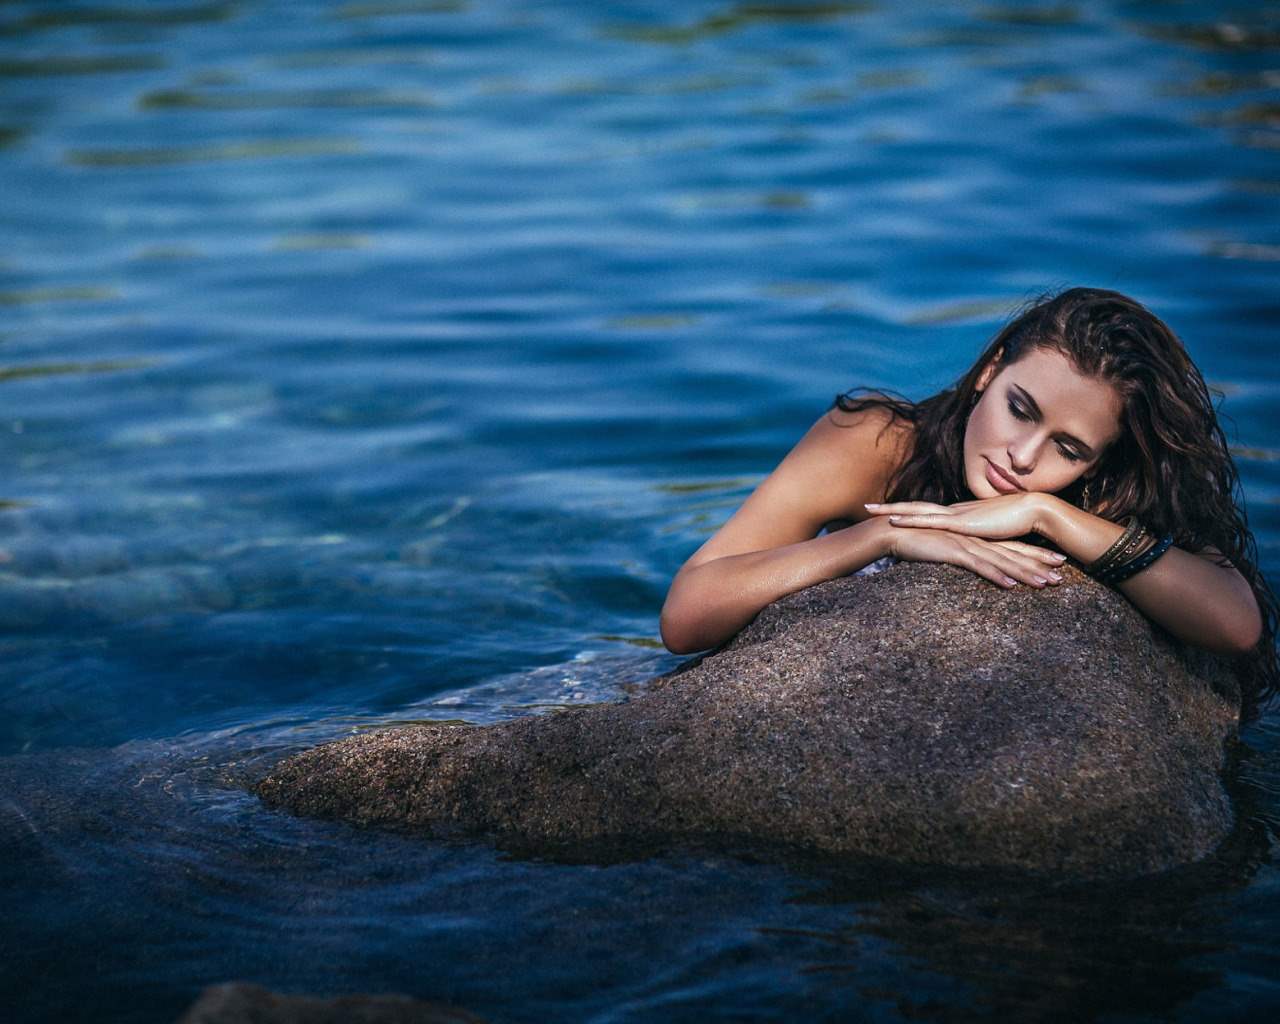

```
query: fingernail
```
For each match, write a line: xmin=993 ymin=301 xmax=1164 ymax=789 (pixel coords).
xmin=864 ymin=503 xmax=880 ymax=509
xmin=1003 ymin=576 xmax=1017 ymax=587
xmin=1051 ymin=553 xmax=1067 ymax=562
xmin=888 ymin=515 xmax=901 ymax=522
xmin=1048 ymin=572 xmax=1063 ymax=582
xmin=1032 ymin=575 xmax=1047 ymax=585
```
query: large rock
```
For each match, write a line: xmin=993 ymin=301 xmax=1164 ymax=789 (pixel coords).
xmin=255 ymin=562 xmax=1242 ymax=879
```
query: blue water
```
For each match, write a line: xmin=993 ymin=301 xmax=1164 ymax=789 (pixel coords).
xmin=2 ymin=1 xmax=1279 ymax=1020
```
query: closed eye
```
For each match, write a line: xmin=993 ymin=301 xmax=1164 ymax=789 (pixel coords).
xmin=1008 ymin=400 xmax=1083 ymax=462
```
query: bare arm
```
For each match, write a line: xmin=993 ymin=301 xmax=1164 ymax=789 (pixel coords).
xmin=660 ymin=517 xmax=892 ymax=654
xmin=1035 ymin=495 xmax=1263 ymax=656
xmin=660 ymin=407 xmax=906 ymax=655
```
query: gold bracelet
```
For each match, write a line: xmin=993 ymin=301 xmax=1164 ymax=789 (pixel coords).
xmin=1084 ymin=516 xmax=1143 ymax=577
xmin=1106 ymin=527 xmax=1155 ymax=574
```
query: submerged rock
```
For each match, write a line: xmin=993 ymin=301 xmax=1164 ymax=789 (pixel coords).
xmin=255 ymin=562 xmax=1242 ymax=879
xmin=176 ymin=982 xmax=485 ymax=1023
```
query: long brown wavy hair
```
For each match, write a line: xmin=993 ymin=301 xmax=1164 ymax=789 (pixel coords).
xmin=833 ymin=286 xmax=1279 ymax=722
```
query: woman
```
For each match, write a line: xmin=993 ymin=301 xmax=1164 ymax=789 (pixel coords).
xmin=660 ymin=287 xmax=1278 ymax=721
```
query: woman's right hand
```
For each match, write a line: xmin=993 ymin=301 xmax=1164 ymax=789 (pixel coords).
xmin=883 ymin=524 xmax=1066 ymax=590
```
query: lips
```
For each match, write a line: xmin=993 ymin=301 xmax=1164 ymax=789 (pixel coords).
xmin=984 ymin=458 xmax=1024 ymax=493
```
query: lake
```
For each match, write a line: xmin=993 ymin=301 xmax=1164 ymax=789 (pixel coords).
xmin=2 ymin=2 xmax=1279 ymax=1021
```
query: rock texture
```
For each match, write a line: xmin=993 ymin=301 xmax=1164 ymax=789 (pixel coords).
xmin=256 ymin=562 xmax=1243 ymax=879
xmin=176 ymin=983 xmax=485 ymax=1024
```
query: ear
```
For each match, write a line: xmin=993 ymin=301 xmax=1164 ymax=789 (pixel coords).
xmin=975 ymin=347 xmax=1004 ymax=392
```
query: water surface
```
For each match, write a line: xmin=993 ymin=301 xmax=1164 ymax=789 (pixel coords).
xmin=2 ymin=2 xmax=1279 ymax=1021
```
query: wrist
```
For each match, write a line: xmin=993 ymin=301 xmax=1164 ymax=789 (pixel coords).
xmin=862 ymin=515 xmax=897 ymax=560
xmin=1031 ymin=492 xmax=1069 ymax=541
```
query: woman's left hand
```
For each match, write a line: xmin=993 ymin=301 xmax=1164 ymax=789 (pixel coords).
xmin=864 ymin=492 xmax=1049 ymax=540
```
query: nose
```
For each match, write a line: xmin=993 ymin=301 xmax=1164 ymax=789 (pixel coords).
xmin=1007 ymin=433 xmax=1041 ymax=475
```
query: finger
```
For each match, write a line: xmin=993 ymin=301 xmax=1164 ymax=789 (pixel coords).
xmin=993 ymin=540 xmax=1069 ymax=565
xmin=885 ymin=514 xmax=956 ymax=528
xmin=959 ymin=550 xmax=1022 ymax=589
xmin=978 ymin=545 xmax=1063 ymax=588
xmin=864 ymin=502 xmax=950 ymax=515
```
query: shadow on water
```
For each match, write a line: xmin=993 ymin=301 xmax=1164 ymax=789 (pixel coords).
xmin=779 ymin=870 xmax=1232 ymax=1022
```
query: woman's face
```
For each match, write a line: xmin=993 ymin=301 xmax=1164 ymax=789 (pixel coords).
xmin=963 ymin=346 xmax=1124 ymax=499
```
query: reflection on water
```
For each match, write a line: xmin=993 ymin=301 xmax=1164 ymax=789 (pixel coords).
xmin=0 ymin=359 xmax=154 ymax=382
xmin=1142 ymin=21 xmax=1280 ymax=53
xmin=1014 ymin=74 xmax=1085 ymax=101
xmin=905 ymin=298 xmax=1023 ymax=326
xmin=137 ymin=87 xmax=437 ymax=111
xmin=1163 ymin=70 xmax=1280 ymax=97
xmin=335 ymin=0 xmax=470 ymax=18
xmin=66 ymin=138 xmax=362 ymax=167
xmin=979 ymin=5 xmax=1080 ymax=28
xmin=272 ymin=232 xmax=371 ymax=251
xmin=0 ymin=55 xmax=167 ymax=77
xmin=0 ymin=285 xmax=116 ymax=306
xmin=1206 ymin=240 xmax=1280 ymax=261
xmin=605 ymin=2 xmax=872 ymax=45
xmin=795 ymin=876 xmax=1230 ymax=1022
xmin=270 ymin=46 xmax=438 ymax=68
xmin=0 ymin=2 xmax=236 ymax=34
xmin=778 ymin=736 xmax=1280 ymax=1023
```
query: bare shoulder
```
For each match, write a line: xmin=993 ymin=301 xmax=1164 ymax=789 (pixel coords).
xmin=803 ymin=396 xmax=916 ymax=499
xmin=679 ymin=397 xmax=915 ymax=572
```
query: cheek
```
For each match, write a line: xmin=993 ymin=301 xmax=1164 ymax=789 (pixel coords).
xmin=961 ymin=405 xmax=991 ymax=481
xmin=964 ymin=401 xmax=996 ymax=451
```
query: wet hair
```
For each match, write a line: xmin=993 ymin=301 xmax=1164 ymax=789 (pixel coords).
xmin=833 ymin=286 xmax=1279 ymax=722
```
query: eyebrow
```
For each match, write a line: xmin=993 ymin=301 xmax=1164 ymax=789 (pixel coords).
xmin=1008 ymin=384 xmax=1098 ymax=459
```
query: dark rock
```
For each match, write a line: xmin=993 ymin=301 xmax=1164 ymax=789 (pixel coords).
xmin=175 ymin=982 xmax=486 ymax=1024
xmin=255 ymin=562 xmax=1242 ymax=879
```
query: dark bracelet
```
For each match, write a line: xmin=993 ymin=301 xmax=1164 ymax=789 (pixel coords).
xmin=1100 ymin=527 xmax=1154 ymax=578
xmin=1085 ymin=516 xmax=1142 ymax=577
xmin=1099 ymin=534 xmax=1174 ymax=585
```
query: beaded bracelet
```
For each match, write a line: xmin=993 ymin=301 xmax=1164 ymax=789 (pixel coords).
xmin=1099 ymin=534 xmax=1174 ymax=585
xmin=1084 ymin=516 xmax=1143 ymax=577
